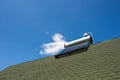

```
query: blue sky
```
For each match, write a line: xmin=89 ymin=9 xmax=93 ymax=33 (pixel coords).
xmin=0 ymin=0 xmax=120 ymax=71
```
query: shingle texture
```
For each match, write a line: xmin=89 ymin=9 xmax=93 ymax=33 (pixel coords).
xmin=0 ymin=38 xmax=120 ymax=80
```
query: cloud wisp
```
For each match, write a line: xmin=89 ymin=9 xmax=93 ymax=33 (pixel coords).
xmin=40 ymin=33 xmax=67 ymax=55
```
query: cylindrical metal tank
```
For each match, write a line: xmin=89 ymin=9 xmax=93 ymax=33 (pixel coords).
xmin=64 ymin=35 xmax=93 ymax=48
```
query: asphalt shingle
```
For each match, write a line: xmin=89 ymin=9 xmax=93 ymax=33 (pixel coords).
xmin=0 ymin=38 xmax=120 ymax=80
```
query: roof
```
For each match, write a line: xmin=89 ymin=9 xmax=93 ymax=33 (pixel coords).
xmin=0 ymin=38 xmax=120 ymax=80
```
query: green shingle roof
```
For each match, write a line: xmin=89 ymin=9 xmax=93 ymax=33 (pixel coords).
xmin=0 ymin=38 xmax=120 ymax=80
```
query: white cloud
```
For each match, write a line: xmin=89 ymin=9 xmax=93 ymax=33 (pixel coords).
xmin=40 ymin=33 xmax=67 ymax=55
